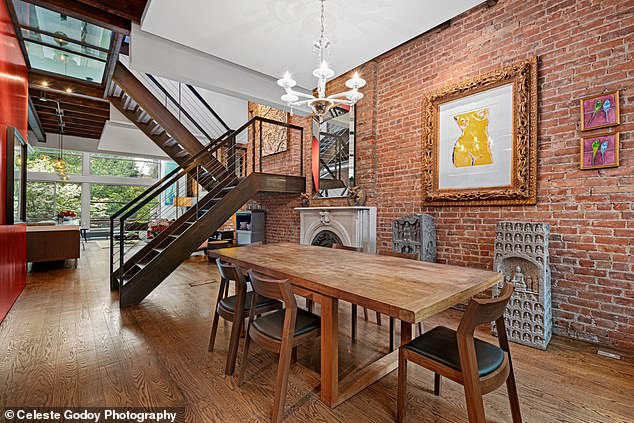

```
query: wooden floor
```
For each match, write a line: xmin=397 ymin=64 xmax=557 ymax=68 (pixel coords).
xmin=1 ymin=243 xmax=633 ymax=422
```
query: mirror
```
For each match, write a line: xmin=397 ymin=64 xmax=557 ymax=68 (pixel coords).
xmin=312 ymin=105 xmax=355 ymax=198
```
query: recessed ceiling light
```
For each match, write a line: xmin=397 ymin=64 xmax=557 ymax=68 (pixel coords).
xmin=65 ymin=88 xmax=73 ymax=93
xmin=41 ymin=81 xmax=49 ymax=87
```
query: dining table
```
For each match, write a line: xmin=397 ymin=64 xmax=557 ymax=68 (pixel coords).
xmin=210 ymin=242 xmax=502 ymax=408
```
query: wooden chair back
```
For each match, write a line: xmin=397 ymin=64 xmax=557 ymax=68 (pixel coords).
xmin=457 ymin=283 xmax=514 ymax=338
xmin=380 ymin=250 xmax=419 ymax=260
xmin=247 ymin=270 xmax=297 ymax=311
xmin=332 ymin=243 xmax=364 ymax=252
xmin=216 ymin=258 xmax=244 ymax=283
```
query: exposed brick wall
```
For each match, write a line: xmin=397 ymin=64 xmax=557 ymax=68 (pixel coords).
xmin=255 ymin=0 xmax=634 ymax=351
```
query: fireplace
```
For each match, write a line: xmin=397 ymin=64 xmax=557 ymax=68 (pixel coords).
xmin=296 ymin=207 xmax=377 ymax=253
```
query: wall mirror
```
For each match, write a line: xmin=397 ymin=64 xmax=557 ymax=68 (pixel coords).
xmin=312 ymin=105 xmax=355 ymax=198
xmin=6 ymin=127 xmax=27 ymax=224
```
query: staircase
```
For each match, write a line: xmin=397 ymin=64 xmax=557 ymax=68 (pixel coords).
xmin=108 ymin=63 xmax=306 ymax=306
xmin=107 ymin=62 xmax=231 ymax=184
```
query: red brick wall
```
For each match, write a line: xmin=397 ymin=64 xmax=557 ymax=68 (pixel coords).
xmin=257 ymin=0 xmax=634 ymax=351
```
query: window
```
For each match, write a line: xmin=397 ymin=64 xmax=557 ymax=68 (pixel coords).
xmin=90 ymin=153 xmax=159 ymax=178
xmin=14 ymin=0 xmax=113 ymax=83
xmin=90 ymin=184 xmax=159 ymax=229
xmin=25 ymin=181 xmax=81 ymax=221
xmin=27 ymin=147 xmax=81 ymax=174
xmin=26 ymin=182 xmax=55 ymax=221
xmin=26 ymin=148 xmax=162 ymax=234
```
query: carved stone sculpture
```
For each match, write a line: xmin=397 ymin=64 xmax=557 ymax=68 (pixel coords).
xmin=492 ymin=221 xmax=552 ymax=350
xmin=392 ymin=214 xmax=436 ymax=263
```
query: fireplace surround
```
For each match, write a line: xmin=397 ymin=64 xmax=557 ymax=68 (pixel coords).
xmin=296 ymin=207 xmax=377 ymax=253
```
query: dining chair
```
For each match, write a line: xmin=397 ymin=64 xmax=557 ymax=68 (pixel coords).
xmin=397 ymin=283 xmax=521 ymax=423
xmin=331 ymin=243 xmax=382 ymax=342
xmin=208 ymin=259 xmax=281 ymax=375
xmin=378 ymin=250 xmax=424 ymax=352
xmin=238 ymin=270 xmax=321 ymax=423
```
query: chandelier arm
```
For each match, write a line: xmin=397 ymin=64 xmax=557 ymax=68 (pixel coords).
xmin=331 ymin=99 xmax=355 ymax=106
xmin=327 ymin=90 xmax=358 ymax=100
xmin=286 ymin=89 xmax=316 ymax=100
xmin=290 ymin=99 xmax=315 ymax=106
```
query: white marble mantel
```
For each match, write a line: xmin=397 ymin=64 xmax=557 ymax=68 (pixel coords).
xmin=295 ymin=206 xmax=377 ymax=253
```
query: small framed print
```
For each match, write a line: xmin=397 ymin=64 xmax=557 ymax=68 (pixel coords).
xmin=580 ymin=132 xmax=619 ymax=170
xmin=580 ymin=91 xmax=620 ymax=131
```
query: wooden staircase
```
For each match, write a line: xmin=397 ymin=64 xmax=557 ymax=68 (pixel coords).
xmin=115 ymin=172 xmax=304 ymax=307
xmin=107 ymin=62 xmax=306 ymax=306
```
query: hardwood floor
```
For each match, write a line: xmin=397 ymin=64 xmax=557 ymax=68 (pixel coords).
xmin=1 ymin=243 xmax=632 ymax=422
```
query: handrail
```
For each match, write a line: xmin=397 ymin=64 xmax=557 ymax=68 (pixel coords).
xmin=108 ymin=132 xmax=229 ymax=223
xmin=145 ymin=73 xmax=216 ymax=144
xmin=118 ymin=139 xmax=233 ymax=223
xmin=110 ymin=114 xmax=305 ymax=288
xmin=186 ymin=84 xmax=231 ymax=132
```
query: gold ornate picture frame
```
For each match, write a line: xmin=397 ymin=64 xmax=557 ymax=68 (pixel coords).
xmin=422 ymin=57 xmax=538 ymax=206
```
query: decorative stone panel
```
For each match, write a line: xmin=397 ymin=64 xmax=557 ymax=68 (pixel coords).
xmin=392 ymin=214 xmax=436 ymax=262
xmin=493 ymin=221 xmax=552 ymax=350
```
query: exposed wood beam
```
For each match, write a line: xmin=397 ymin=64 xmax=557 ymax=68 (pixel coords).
xmin=29 ymin=85 xmax=110 ymax=106
xmin=29 ymin=69 xmax=105 ymax=97
xmin=72 ymin=0 xmax=148 ymax=24
xmin=34 ymin=101 xmax=110 ymax=119
xmin=38 ymin=112 xmax=107 ymax=128
xmin=48 ymin=129 xmax=102 ymax=139
xmin=19 ymin=0 xmax=131 ymax=34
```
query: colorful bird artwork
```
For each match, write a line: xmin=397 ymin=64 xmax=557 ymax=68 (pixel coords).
xmin=602 ymin=99 xmax=611 ymax=121
xmin=599 ymin=140 xmax=609 ymax=164
xmin=588 ymin=100 xmax=603 ymax=123
xmin=591 ymin=139 xmax=601 ymax=165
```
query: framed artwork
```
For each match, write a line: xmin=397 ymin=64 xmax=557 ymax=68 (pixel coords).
xmin=6 ymin=127 xmax=27 ymax=224
xmin=580 ymin=91 xmax=620 ymax=131
xmin=257 ymin=105 xmax=288 ymax=156
xmin=580 ymin=132 xmax=619 ymax=170
xmin=421 ymin=57 xmax=538 ymax=206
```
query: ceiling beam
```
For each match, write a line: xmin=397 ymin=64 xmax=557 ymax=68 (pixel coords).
xmin=37 ymin=111 xmax=107 ymax=127
xmin=29 ymin=70 xmax=105 ymax=97
xmin=19 ymin=0 xmax=132 ymax=34
xmin=72 ymin=0 xmax=148 ymax=24
xmin=34 ymin=101 xmax=110 ymax=119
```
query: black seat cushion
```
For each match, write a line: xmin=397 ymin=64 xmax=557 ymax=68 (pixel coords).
xmin=404 ymin=326 xmax=505 ymax=377
xmin=218 ymin=291 xmax=279 ymax=312
xmin=252 ymin=308 xmax=320 ymax=341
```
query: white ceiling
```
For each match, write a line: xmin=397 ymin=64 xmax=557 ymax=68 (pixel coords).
xmin=140 ymin=0 xmax=482 ymax=89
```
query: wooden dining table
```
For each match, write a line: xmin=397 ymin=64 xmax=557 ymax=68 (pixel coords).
xmin=210 ymin=242 xmax=502 ymax=408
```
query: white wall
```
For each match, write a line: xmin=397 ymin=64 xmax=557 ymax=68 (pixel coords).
xmin=129 ymin=24 xmax=311 ymax=115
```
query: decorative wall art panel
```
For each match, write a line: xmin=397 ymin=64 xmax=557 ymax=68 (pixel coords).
xmin=580 ymin=132 xmax=619 ymax=170
xmin=257 ymin=105 xmax=288 ymax=156
xmin=422 ymin=57 xmax=538 ymax=206
xmin=493 ymin=221 xmax=552 ymax=350
xmin=580 ymin=91 xmax=620 ymax=132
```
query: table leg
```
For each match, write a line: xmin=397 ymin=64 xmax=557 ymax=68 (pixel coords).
xmin=318 ymin=294 xmax=339 ymax=407
xmin=401 ymin=321 xmax=412 ymax=346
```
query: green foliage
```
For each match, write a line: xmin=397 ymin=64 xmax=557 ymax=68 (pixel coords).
xmin=25 ymin=182 xmax=81 ymax=221
xmin=90 ymin=154 xmax=159 ymax=178
xmin=27 ymin=148 xmax=81 ymax=174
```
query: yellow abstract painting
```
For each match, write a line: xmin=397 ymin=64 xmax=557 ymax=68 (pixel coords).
xmin=452 ymin=108 xmax=493 ymax=167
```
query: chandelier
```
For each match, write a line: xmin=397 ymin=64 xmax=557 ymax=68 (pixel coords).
xmin=277 ymin=0 xmax=365 ymax=118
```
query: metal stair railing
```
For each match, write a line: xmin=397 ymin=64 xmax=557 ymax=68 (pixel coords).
xmin=109 ymin=116 xmax=305 ymax=290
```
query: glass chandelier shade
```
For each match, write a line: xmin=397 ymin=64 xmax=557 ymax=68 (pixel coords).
xmin=277 ymin=0 xmax=365 ymax=118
